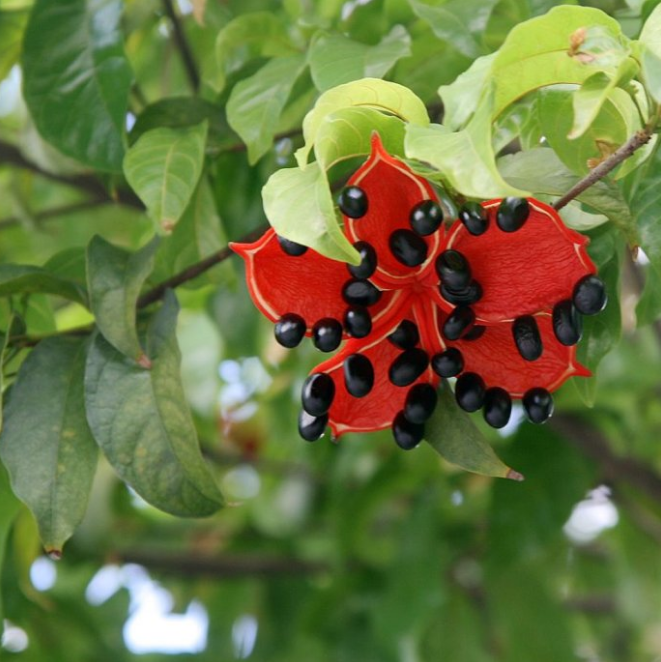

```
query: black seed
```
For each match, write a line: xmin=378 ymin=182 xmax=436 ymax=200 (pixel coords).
xmin=458 ymin=201 xmax=488 ymax=236
xmin=455 ymin=372 xmax=486 ymax=412
xmin=344 ymin=354 xmax=374 ymax=398
xmin=552 ymin=299 xmax=583 ymax=346
xmin=312 ymin=318 xmax=343 ymax=352
xmin=573 ymin=274 xmax=607 ymax=315
xmin=442 ymin=306 xmax=475 ymax=341
xmin=409 ymin=200 xmax=443 ymax=236
xmin=463 ymin=325 xmax=486 ymax=341
xmin=389 ymin=229 xmax=428 ymax=267
xmin=523 ymin=387 xmax=554 ymax=424
xmin=388 ymin=319 xmax=419 ymax=349
xmin=483 ymin=387 xmax=512 ymax=429
xmin=274 ymin=313 xmax=306 ymax=348
xmin=347 ymin=241 xmax=377 ymax=279
xmin=440 ymin=281 xmax=483 ymax=305
xmin=431 ymin=348 xmax=464 ymax=378
xmin=301 ymin=373 xmax=335 ymax=416
xmin=389 ymin=348 xmax=429 ymax=386
xmin=435 ymin=250 xmax=472 ymax=291
xmin=298 ymin=410 xmax=328 ymax=441
xmin=338 ymin=186 xmax=368 ymax=219
xmin=496 ymin=197 xmax=530 ymax=232
xmin=404 ymin=383 xmax=438 ymax=424
xmin=277 ymin=235 xmax=307 ymax=256
xmin=342 ymin=279 xmax=382 ymax=307
xmin=392 ymin=411 xmax=424 ymax=450
xmin=344 ymin=306 xmax=372 ymax=338
xmin=512 ymin=315 xmax=543 ymax=361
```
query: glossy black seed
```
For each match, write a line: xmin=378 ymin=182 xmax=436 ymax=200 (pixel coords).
xmin=389 ymin=229 xmax=428 ymax=267
xmin=455 ymin=372 xmax=486 ymax=413
xmin=342 ymin=279 xmax=382 ymax=307
xmin=431 ymin=348 xmax=464 ymax=378
xmin=573 ymin=275 xmax=607 ymax=315
xmin=298 ymin=410 xmax=328 ymax=441
xmin=483 ymin=387 xmax=512 ymax=429
xmin=435 ymin=250 xmax=472 ymax=291
xmin=312 ymin=318 xmax=343 ymax=352
xmin=553 ymin=299 xmax=583 ymax=346
xmin=388 ymin=319 xmax=419 ymax=349
xmin=409 ymin=200 xmax=443 ymax=236
xmin=343 ymin=354 xmax=375 ymax=398
xmin=277 ymin=235 xmax=308 ymax=256
xmin=392 ymin=411 xmax=424 ymax=450
xmin=440 ymin=280 xmax=483 ymax=305
xmin=496 ymin=197 xmax=530 ymax=232
xmin=463 ymin=325 xmax=486 ymax=341
xmin=404 ymin=383 xmax=438 ymax=424
xmin=274 ymin=313 xmax=306 ymax=348
xmin=442 ymin=306 xmax=475 ymax=341
xmin=458 ymin=201 xmax=488 ymax=236
xmin=512 ymin=315 xmax=543 ymax=361
xmin=388 ymin=348 xmax=429 ymax=387
xmin=301 ymin=373 xmax=335 ymax=416
xmin=338 ymin=186 xmax=368 ymax=219
xmin=344 ymin=306 xmax=372 ymax=338
xmin=347 ymin=241 xmax=377 ymax=279
xmin=523 ymin=387 xmax=554 ymax=424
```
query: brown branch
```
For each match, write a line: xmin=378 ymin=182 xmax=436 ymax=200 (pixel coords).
xmin=162 ymin=0 xmax=200 ymax=92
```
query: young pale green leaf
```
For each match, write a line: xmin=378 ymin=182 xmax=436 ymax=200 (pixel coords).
xmin=405 ymin=92 xmax=528 ymax=198
xmin=227 ymin=55 xmax=307 ymax=164
xmin=21 ymin=0 xmax=132 ymax=172
xmin=0 ymin=9 xmax=27 ymax=81
xmin=84 ymin=291 xmax=224 ymax=517
xmin=0 ymin=264 xmax=87 ymax=305
xmin=491 ymin=6 xmax=624 ymax=118
xmin=295 ymin=78 xmax=429 ymax=167
xmin=409 ymin=0 xmax=498 ymax=59
xmin=639 ymin=4 xmax=661 ymax=102
xmin=124 ymin=122 xmax=208 ymax=233
xmin=314 ymin=107 xmax=406 ymax=170
xmin=211 ymin=12 xmax=297 ymax=92
xmin=86 ymin=235 xmax=160 ymax=364
xmin=0 ymin=337 xmax=98 ymax=554
xmin=263 ymin=161 xmax=360 ymax=264
xmin=425 ymin=384 xmax=522 ymax=480
xmin=308 ymin=25 xmax=411 ymax=92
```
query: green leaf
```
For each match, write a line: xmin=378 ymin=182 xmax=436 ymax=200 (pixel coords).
xmin=639 ymin=4 xmax=661 ymax=102
xmin=84 ymin=291 xmax=223 ymax=517
xmin=405 ymin=91 xmax=528 ymax=198
xmin=409 ymin=0 xmax=498 ymax=59
xmin=498 ymin=148 xmax=635 ymax=241
xmin=0 ymin=315 xmax=22 ymax=435
xmin=211 ymin=12 xmax=297 ymax=93
xmin=124 ymin=122 xmax=208 ymax=233
xmin=227 ymin=55 xmax=307 ymax=164
xmin=491 ymin=6 xmax=624 ymax=118
xmin=86 ymin=235 xmax=160 ymax=364
xmin=314 ymin=107 xmax=406 ymax=170
xmin=0 ymin=264 xmax=87 ymax=305
xmin=0 ymin=9 xmax=27 ymax=82
xmin=0 ymin=337 xmax=98 ymax=553
xmin=425 ymin=383 xmax=522 ymax=480
xmin=295 ymin=77 xmax=429 ymax=167
xmin=308 ymin=25 xmax=411 ymax=92
xmin=21 ymin=0 xmax=132 ymax=172
xmin=262 ymin=161 xmax=360 ymax=264
xmin=0 ymin=463 xmax=21 ymax=635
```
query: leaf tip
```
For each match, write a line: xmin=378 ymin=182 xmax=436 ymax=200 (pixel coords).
xmin=45 ymin=548 xmax=62 ymax=561
xmin=162 ymin=219 xmax=175 ymax=233
xmin=136 ymin=353 xmax=152 ymax=370
xmin=505 ymin=468 xmax=525 ymax=482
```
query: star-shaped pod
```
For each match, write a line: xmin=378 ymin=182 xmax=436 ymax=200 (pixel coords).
xmin=232 ymin=134 xmax=606 ymax=449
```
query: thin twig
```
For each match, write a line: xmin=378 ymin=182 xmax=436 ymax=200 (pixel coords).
xmin=162 ymin=0 xmax=200 ymax=92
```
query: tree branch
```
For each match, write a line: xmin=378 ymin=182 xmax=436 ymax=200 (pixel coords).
xmin=162 ymin=0 xmax=200 ymax=92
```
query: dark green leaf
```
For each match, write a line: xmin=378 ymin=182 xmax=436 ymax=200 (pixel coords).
xmin=84 ymin=291 xmax=224 ymax=517
xmin=86 ymin=235 xmax=160 ymax=363
xmin=0 ymin=336 xmax=98 ymax=553
xmin=22 ymin=0 xmax=132 ymax=171
xmin=0 ymin=463 xmax=21 ymax=636
xmin=0 ymin=264 xmax=87 ymax=304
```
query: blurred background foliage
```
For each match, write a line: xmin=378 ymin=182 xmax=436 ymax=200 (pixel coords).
xmin=1 ymin=0 xmax=661 ymax=660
